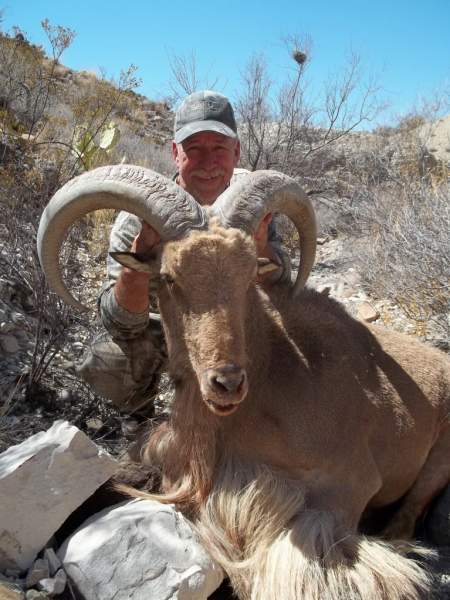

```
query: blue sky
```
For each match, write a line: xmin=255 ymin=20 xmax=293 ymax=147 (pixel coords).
xmin=2 ymin=0 xmax=449 ymax=127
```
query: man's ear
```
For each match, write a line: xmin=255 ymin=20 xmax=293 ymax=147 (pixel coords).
xmin=172 ymin=141 xmax=179 ymax=166
xmin=110 ymin=251 xmax=161 ymax=277
xmin=234 ymin=139 xmax=241 ymax=166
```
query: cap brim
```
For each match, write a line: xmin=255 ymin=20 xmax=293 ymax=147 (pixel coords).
xmin=174 ymin=120 xmax=237 ymax=144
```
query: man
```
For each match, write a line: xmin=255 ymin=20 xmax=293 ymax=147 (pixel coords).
xmin=78 ymin=91 xmax=290 ymax=414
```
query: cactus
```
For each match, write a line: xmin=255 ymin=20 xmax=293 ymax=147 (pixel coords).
xmin=74 ymin=121 xmax=120 ymax=170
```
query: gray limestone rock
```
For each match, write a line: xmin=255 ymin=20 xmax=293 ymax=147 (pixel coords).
xmin=36 ymin=569 xmax=67 ymax=596
xmin=59 ymin=499 xmax=224 ymax=600
xmin=25 ymin=559 xmax=49 ymax=589
xmin=0 ymin=421 xmax=117 ymax=571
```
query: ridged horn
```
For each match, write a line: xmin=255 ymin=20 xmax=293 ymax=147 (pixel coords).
xmin=37 ymin=164 xmax=207 ymax=311
xmin=210 ymin=170 xmax=317 ymax=294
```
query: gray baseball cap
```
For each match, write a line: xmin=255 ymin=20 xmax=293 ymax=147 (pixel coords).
xmin=174 ymin=90 xmax=238 ymax=143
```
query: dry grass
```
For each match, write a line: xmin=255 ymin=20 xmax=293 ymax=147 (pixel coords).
xmin=347 ymin=183 xmax=449 ymax=341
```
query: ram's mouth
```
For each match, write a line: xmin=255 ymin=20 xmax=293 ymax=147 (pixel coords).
xmin=206 ymin=399 xmax=240 ymax=416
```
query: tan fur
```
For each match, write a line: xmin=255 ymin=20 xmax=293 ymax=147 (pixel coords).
xmin=137 ymin=224 xmax=450 ymax=598
xmin=196 ymin=457 xmax=434 ymax=600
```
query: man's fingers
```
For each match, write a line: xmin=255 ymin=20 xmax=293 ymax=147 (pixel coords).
xmin=132 ymin=223 xmax=161 ymax=253
xmin=253 ymin=213 xmax=272 ymax=253
xmin=140 ymin=222 xmax=161 ymax=246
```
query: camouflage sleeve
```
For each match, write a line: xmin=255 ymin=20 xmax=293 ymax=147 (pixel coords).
xmin=98 ymin=211 xmax=151 ymax=340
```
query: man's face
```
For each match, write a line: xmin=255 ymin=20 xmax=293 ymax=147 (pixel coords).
xmin=172 ymin=131 xmax=240 ymax=205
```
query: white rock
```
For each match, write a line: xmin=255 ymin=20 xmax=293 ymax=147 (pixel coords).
xmin=317 ymin=236 xmax=330 ymax=245
xmin=10 ymin=312 xmax=26 ymax=326
xmin=36 ymin=569 xmax=67 ymax=596
xmin=357 ymin=302 xmax=380 ymax=323
xmin=0 ymin=420 xmax=117 ymax=571
xmin=59 ymin=499 xmax=224 ymax=600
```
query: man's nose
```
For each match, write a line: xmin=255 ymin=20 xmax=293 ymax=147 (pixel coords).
xmin=198 ymin=150 xmax=217 ymax=168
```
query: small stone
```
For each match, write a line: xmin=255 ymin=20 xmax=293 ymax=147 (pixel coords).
xmin=26 ymin=591 xmax=49 ymax=600
xmin=357 ymin=302 xmax=380 ymax=323
xmin=4 ymin=569 xmax=22 ymax=579
xmin=10 ymin=312 xmax=26 ymax=326
xmin=86 ymin=418 xmax=103 ymax=432
xmin=317 ymin=236 xmax=330 ymax=245
xmin=121 ymin=418 xmax=141 ymax=439
xmin=0 ymin=335 xmax=20 ymax=353
xmin=341 ymin=288 xmax=356 ymax=299
xmin=36 ymin=569 xmax=66 ymax=596
xmin=57 ymin=390 xmax=71 ymax=402
xmin=0 ymin=581 xmax=25 ymax=599
xmin=25 ymin=559 xmax=49 ymax=588
xmin=42 ymin=549 xmax=61 ymax=577
xmin=60 ymin=361 xmax=74 ymax=370
xmin=0 ymin=322 xmax=16 ymax=333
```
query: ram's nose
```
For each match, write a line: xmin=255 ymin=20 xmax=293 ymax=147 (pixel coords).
xmin=201 ymin=365 xmax=248 ymax=416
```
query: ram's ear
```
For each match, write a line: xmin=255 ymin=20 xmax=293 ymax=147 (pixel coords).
xmin=110 ymin=251 xmax=161 ymax=277
xmin=257 ymin=257 xmax=281 ymax=277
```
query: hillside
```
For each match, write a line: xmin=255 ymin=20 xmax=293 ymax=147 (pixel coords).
xmin=1 ymin=27 xmax=449 ymax=446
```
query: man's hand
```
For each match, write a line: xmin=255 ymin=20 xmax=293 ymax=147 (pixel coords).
xmin=131 ymin=222 xmax=161 ymax=255
xmin=114 ymin=222 xmax=161 ymax=314
xmin=254 ymin=213 xmax=272 ymax=257
xmin=254 ymin=213 xmax=283 ymax=284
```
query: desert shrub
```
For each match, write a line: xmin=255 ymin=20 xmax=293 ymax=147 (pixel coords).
xmin=0 ymin=144 xmax=88 ymax=394
xmin=347 ymin=183 xmax=449 ymax=341
xmin=0 ymin=17 xmax=142 ymax=407
xmin=0 ymin=21 xmax=75 ymax=139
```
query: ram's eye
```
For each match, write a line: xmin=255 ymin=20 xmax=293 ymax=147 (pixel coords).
xmin=160 ymin=273 xmax=175 ymax=285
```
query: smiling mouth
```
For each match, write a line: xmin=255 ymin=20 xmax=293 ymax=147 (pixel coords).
xmin=194 ymin=172 xmax=223 ymax=182
xmin=206 ymin=399 xmax=239 ymax=416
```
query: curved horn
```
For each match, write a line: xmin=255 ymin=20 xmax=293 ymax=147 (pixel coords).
xmin=210 ymin=170 xmax=317 ymax=294
xmin=37 ymin=164 xmax=207 ymax=311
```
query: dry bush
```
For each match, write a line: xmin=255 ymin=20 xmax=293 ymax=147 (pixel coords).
xmin=0 ymin=17 xmax=143 ymax=407
xmin=0 ymin=142 xmax=87 ymax=394
xmin=347 ymin=184 xmax=449 ymax=342
xmin=236 ymin=46 xmax=384 ymax=178
xmin=0 ymin=21 xmax=75 ymax=138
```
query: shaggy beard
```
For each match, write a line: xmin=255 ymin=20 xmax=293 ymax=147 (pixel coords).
xmin=141 ymin=377 xmax=219 ymax=515
xmin=195 ymin=456 xmax=434 ymax=600
xmin=139 ymin=380 xmax=434 ymax=600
